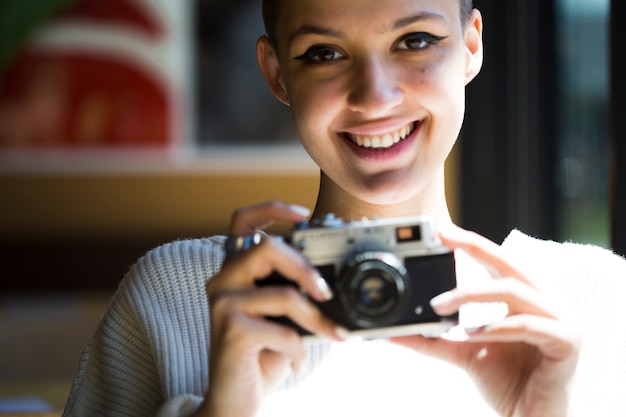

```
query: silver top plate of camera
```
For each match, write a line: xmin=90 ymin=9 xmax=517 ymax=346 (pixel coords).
xmin=291 ymin=215 xmax=450 ymax=267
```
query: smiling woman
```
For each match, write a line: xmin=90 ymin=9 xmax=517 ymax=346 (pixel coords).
xmin=255 ymin=0 xmax=479 ymax=211
xmin=61 ymin=1 xmax=626 ymax=416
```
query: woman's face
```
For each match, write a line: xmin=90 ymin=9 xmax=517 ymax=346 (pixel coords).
xmin=260 ymin=0 xmax=482 ymax=206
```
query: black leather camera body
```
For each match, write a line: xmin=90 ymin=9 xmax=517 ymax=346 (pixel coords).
xmin=257 ymin=215 xmax=458 ymax=340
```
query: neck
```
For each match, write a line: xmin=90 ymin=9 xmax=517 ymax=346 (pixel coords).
xmin=311 ymin=168 xmax=453 ymax=227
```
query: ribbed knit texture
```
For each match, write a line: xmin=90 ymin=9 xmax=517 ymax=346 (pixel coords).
xmin=62 ymin=231 xmax=626 ymax=416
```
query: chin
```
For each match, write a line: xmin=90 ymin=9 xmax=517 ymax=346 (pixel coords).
xmin=356 ymin=168 xmax=444 ymax=208
xmin=356 ymin=183 xmax=423 ymax=208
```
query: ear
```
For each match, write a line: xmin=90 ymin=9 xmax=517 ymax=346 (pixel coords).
xmin=464 ymin=9 xmax=484 ymax=85
xmin=256 ymin=35 xmax=290 ymax=106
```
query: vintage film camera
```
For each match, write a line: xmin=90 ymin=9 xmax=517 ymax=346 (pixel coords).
xmin=255 ymin=214 xmax=458 ymax=340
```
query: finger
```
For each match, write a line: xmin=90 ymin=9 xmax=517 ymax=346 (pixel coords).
xmin=439 ymin=225 xmax=534 ymax=288
xmin=430 ymin=278 xmax=559 ymax=319
xmin=260 ymin=349 xmax=302 ymax=384
xmin=392 ymin=315 xmax=581 ymax=369
xmin=390 ymin=335 xmax=468 ymax=368
xmin=212 ymin=237 xmax=333 ymax=302
xmin=213 ymin=286 xmax=344 ymax=341
xmin=466 ymin=314 xmax=581 ymax=362
xmin=229 ymin=200 xmax=311 ymax=235
xmin=213 ymin=310 xmax=308 ymax=375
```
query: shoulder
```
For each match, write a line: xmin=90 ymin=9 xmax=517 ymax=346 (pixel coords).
xmin=501 ymin=229 xmax=626 ymax=278
xmin=138 ymin=235 xmax=226 ymax=267
xmin=128 ymin=236 xmax=226 ymax=285
xmin=500 ymin=229 xmax=626 ymax=322
xmin=501 ymin=229 xmax=626 ymax=291
xmin=116 ymin=235 xmax=227 ymax=312
xmin=64 ymin=237 xmax=226 ymax=415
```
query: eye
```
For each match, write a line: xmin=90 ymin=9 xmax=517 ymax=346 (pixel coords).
xmin=396 ymin=32 xmax=447 ymax=51
xmin=295 ymin=46 xmax=345 ymax=63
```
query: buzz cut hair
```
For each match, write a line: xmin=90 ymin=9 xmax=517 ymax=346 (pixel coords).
xmin=261 ymin=0 xmax=474 ymax=45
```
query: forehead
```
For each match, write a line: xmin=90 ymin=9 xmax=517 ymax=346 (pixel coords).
xmin=274 ymin=0 xmax=462 ymax=38
xmin=275 ymin=0 xmax=460 ymax=23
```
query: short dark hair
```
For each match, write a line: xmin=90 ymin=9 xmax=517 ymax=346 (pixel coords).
xmin=262 ymin=0 xmax=474 ymax=45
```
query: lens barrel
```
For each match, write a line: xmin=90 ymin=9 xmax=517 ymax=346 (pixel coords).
xmin=339 ymin=251 xmax=408 ymax=327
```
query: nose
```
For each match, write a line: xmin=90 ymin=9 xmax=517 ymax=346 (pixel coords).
xmin=347 ymin=56 xmax=403 ymax=117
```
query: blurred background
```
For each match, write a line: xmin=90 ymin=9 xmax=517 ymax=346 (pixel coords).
xmin=0 ymin=0 xmax=623 ymax=414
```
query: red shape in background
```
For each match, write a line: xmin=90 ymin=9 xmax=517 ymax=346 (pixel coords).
xmin=58 ymin=0 xmax=166 ymax=39
xmin=0 ymin=51 xmax=171 ymax=149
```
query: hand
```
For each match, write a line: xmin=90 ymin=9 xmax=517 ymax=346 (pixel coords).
xmin=392 ymin=225 xmax=581 ymax=417
xmin=195 ymin=201 xmax=344 ymax=417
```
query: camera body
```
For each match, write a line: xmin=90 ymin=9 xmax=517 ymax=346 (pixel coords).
xmin=258 ymin=215 xmax=458 ymax=340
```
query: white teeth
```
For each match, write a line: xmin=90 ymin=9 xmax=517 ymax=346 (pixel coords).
xmin=349 ymin=123 xmax=415 ymax=149
xmin=381 ymin=133 xmax=392 ymax=147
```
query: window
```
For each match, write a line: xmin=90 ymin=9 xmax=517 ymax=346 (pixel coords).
xmin=555 ymin=0 xmax=610 ymax=247
xmin=194 ymin=0 xmax=297 ymax=146
xmin=462 ymin=0 xmax=615 ymax=250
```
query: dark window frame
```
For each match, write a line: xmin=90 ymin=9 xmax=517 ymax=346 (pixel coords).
xmin=611 ymin=0 xmax=626 ymax=255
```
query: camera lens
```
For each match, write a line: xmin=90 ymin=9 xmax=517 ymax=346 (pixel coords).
xmin=339 ymin=252 xmax=408 ymax=327
xmin=357 ymin=273 xmax=395 ymax=309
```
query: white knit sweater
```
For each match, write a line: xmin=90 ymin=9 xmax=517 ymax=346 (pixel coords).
xmin=63 ymin=231 xmax=626 ymax=417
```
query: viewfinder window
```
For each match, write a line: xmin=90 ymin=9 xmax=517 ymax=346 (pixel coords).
xmin=396 ymin=226 xmax=421 ymax=242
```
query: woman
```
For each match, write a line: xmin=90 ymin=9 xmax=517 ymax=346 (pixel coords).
xmin=63 ymin=1 xmax=626 ymax=416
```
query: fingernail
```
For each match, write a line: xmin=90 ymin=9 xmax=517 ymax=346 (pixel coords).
xmin=335 ymin=326 xmax=351 ymax=341
xmin=289 ymin=204 xmax=311 ymax=217
xmin=430 ymin=291 xmax=454 ymax=308
xmin=316 ymin=275 xmax=334 ymax=301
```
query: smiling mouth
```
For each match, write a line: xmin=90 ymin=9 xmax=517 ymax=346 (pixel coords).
xmin=344 ymin=122 xmax=417 ymax=149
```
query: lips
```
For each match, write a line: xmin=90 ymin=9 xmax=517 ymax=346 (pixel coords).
xmin=344 ymin=122 xmax=417 ymax=149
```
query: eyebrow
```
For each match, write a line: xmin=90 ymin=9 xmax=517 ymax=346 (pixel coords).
xmin=287 ymin=24 xmax=346 ymax=46
xmin=287 ymin=12 xmax=447 ymax=46
xmin=389 ymin=12 xmax=448 ymax=32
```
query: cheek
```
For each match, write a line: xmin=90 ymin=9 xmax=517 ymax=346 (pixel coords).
xmin=405 ymin=66 xmax=466 ymax=158
xmin=411 ymin=60 xmax=466 ymax=120
xmin=289 ymin=82 xmax=341 ymax=135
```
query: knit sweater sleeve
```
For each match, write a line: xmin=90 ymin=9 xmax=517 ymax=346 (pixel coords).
xmin=502 ymin=231 xmax=626 ymax=416
xmin=63 ymin=236 xmax=226 ymax=417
